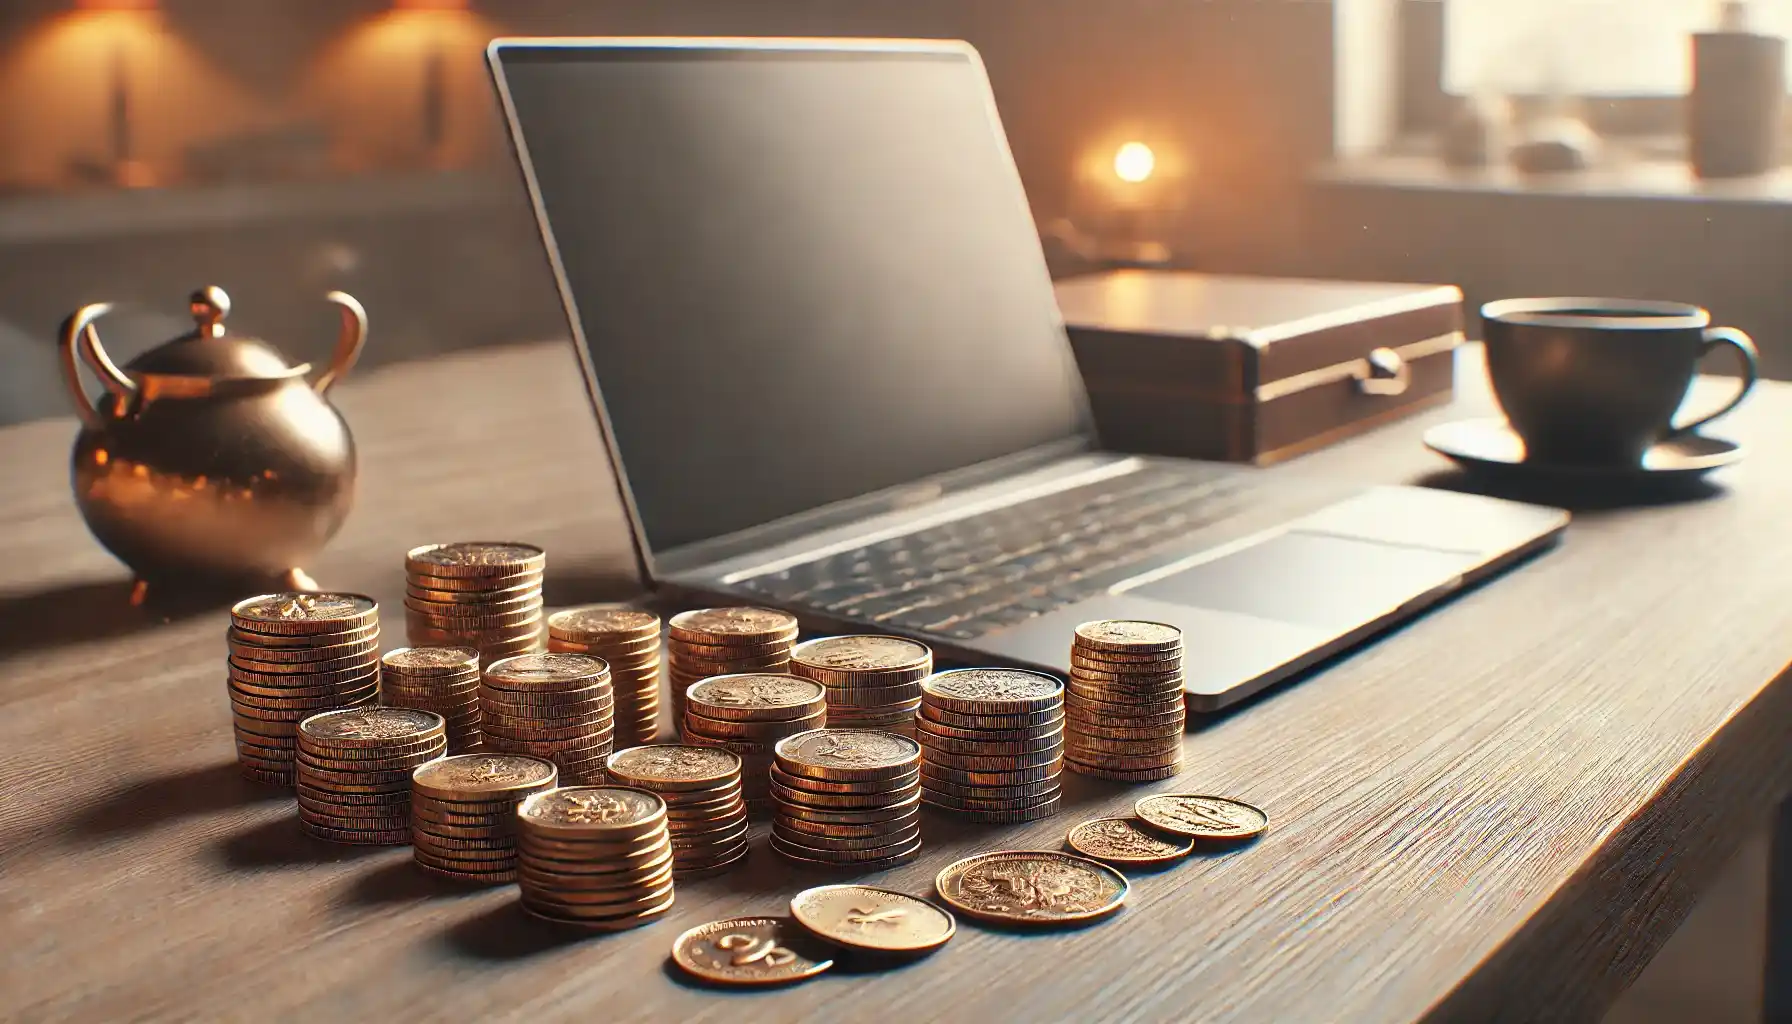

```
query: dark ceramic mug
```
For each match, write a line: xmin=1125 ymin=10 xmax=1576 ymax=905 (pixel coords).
xmin=1480 ymin=298 xmax=1758 ymax=466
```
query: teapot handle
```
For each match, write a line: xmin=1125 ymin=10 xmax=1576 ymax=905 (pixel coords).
xmin=57 ymin=303 xmax=138 ymax=430
xmin=312 ymin=291 xmax=367 ymax=396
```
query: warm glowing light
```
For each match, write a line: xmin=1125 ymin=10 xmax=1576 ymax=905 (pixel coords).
xmin=1113 ymin=142 xmax=1156 ymax=184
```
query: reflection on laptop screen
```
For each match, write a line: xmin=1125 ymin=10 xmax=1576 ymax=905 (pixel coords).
xmin=494 ymin=42 xmax=1091 ymax=555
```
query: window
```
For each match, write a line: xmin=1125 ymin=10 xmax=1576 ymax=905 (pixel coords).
xmin=1446 ymin=0 xmax=1792 ymax=96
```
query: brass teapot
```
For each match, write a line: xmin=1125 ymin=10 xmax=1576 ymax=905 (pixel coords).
xmin=58 ymin=286 xmax=367 ymax=601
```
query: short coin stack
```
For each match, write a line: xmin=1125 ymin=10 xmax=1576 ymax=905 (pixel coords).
xmin=227 ymin=593 xmax=381 ymax=786
xmin=604 ymin=744 xmax=750 ymax=876
xmin=380 ymin=647 xmax=482 ymax=754
xmin=770 ymin=728 xmax=924 ymax=869
xmin=666 ymin=608 xmax=798 ymax=723
xmin=515 ymin=786 xmax=676 ymax=931
xmin=403 ymin=542 xmax=546 ymax=664
xmin=790 ymin=635 xmax=931 ymax=738
xmin=917 ymin=668 xmax=1066 ymax=822
xmin=682 ymin=674 xmax=827 ymax=815
xmin=547 ymin=606 xmax=662 ymax=749
xmin=410 ymin=753 xmax=558 ymax=884
xmin=1064 ymin=620 xmax=1187 ymax=782
xmin=295 ymin=707 xmax=446 ymax=844
xmin=479 ymin=653 xmax=614 ymax=784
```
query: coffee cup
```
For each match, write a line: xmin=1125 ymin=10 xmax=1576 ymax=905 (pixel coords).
xmin=1480 ymin=297 xmax=1758 ymax=465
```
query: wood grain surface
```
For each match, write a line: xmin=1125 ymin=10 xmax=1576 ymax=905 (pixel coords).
xmin=3 ymin=340 xmax=1790 ymax=1023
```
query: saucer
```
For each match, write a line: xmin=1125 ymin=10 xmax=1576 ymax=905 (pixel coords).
xmin=1424 ymin=418 xmax=1743 ymax=483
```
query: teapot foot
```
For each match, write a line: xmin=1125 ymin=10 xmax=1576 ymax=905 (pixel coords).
xmin=281 ymin=567 xmax=320 ymax=592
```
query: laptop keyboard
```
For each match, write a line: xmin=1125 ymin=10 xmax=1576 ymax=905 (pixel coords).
xmin=735 ymin=463 xmax=1253 ymax=640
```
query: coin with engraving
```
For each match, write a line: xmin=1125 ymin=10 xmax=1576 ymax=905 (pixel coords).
xmin=518 ymin=786 xmax=666 ymax=835
xmin=790 ymin=635 xmax=933 ymax=687
xmin=1073 ymin=619 xmax=1184 ymax=654
xmin=922 ymin=668 xmax=1064 ymax=715
xmin=1134 ymin=794 xmax=1268 ymax=840
xmin=231 ymin=593 xmax=378 ymax=634
xmin=382 ymin=646 xmax=481 ymax=674
xmin=605 ymin=744 xmax=741 ymax=792
xmin=775 ymin=729 xmax=922 ymax=781
xmin=669 ymin=607 xmax=799 ymax=646
xmin=687 ymin=674 xmax=826 ymax=721
xmin=548 ymin=604 xmax=660 ymax=639
xmin=405 ymin=542 xmax=546 ymax=577
xmin=934 ymin=850 xmax=1128 ymax=926
xmin=410 ymin=753 xmax=556 ymax=801
xmin=299 ymin=707 xmax=444 ymax=747
xmin=1066 ymin=817 xmax=1194 ymax=866
xmin=788 ymin=885 xmax=955 ymax=954
xmin=484 ymin=652 xmax=608 ymax=687
xmin=671 ymin=916 xmax=834 ymax=987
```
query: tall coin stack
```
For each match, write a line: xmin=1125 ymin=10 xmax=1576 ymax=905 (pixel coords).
xmin=479 ymin=653 xmax=614 ymax=784
xmin=681 ymin=674 xmax=827 ymax=815
xmin=547 ymin=606 xmax=662 ymax=749
xmin=403 ymin=542 xmax=546 ymax=664
xmin=790 ymin=635 xmax=931 ymax=738
xmin=666 ymin=607 xmax=798 ymax=723
xmin=770 ymin=728 xmax=924 ymax=869
xmin=410 ymin=753 xmax=558 ymax=885
xmin=295 ymin=707 xmax=446 ymax=844
xmin=381 ymin=647 xmax=482 ymax=754
xmin=515 ymin=786 xmax=677 ymax=932
xmin=604 ymin=744 xmax=751 ymax=876
xmin=1064 ymin=620 xmax=1187 ymax=781
xmin=917 ymin=668 xmax=1065 ymax=823
xmin=227 ymin=593 xmax=381 ymax=786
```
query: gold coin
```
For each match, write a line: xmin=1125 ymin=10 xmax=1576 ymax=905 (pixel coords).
xmin=672 ymin=637 xmax=796 ymax=661
xmin=667 ymin=607 xmax=800 ymax=647
xmin=921 ymin=669 xmax=1064 ymax=716
xmin=789 ymin=884 xmax=955 ymax=955
xmin=1068 ymin=645 xmax=1184 ymax=667
xmin=777 ymin=794 xmax=921 ymax=826
xmin=935 ymin=851 xmax=1127 ymax=926
xmin=405 ymin=541 xmax=545 ymax=578
xmin=230 ymin=650 xmax=380 ymax=677
xmin=548 ymin=604 xmax=660 ymax=639
xmin=1072 ymin=619 xmax=1183 ymax=654
xmin=686 ymin=674 xmax=826 ymax=721
xmin=298 ymin=707 xmax=444 ymax=748
xmin=517 ymin=786 xmax=666 ymax=837
xmin=769 ymin=765 xmax=919 ymax=795
xmin=774 ymin=729 xmax=921 ymax=782
xmin=672 ymin=917 xmax=833 ymax=987
xmin=227 ymin=621 xmax=379 ymax=651
xmin=603 ymin=744 xmax=740 ymax=791
xmin=790 ymin=635 xmax=932 ymax=684
xmin=231 ymin=593 xmax=378 ymax=635
xmin=1066 ymin=817 xmax=1193 ymax=866
xmin=522 ymin=894 xmax=675 ymax=932
xmin=929 ymin=796 xmax=1063 ymax=824
xmin=769 ymin=833 xmax=923 ymax=866
xmin=918 ymin=705 xmax=1064 ymax=731
xmin=1134 ymin=794 xmax=1268 ymax=840
xmin=410 ymin=753 xmax=557 ymax=801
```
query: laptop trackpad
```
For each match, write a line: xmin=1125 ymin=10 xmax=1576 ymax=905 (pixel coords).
xmin=1124 ymin=531 xmax=1474 ymax=632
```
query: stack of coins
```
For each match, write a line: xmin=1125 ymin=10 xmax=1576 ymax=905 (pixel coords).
xmin=1064 ymin=620 xmax=1187 ymax=782
xmin=295 ymin=707 xmax=446 ymax=844
xmin=790 ymin=635 xmax=931 ymax=738
xmin=666 ymin=608 xmax=798 ymax=723
xmin=381 ymin=647 xmax=482 ymax=754
xmin=681 ymin=674 xmax=827 ymax=815
xmin=410 ymin=753 xmax=558 ymax=884
xmin=479 ymin=653 xmax=614 ymax=784
xmin=515 ymin=786 xmax=676 ymax=931
xmin=227 ymin=593 xmax=381 ymax=786
xmin=917 ymin=668 xmax=1065 ymax=822
xmin=604 ymin=744 xmax=750 ymax=876
xmin=770 ymin=728 xmax=923 ymax=869
xmin=403 ymin=542 xmax=546 ymax=664
xmin=547 ymin=606 xmax=662 ymax=748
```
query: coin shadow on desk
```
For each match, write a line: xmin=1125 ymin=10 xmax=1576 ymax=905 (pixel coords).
xmin=69 ymin=761 xmax=290 ymax=842
xmin=219 ymin=813 xmax=393 ymax=869
xmin=0 ymin=578 xmax=217 ymax=659
xmin=341 ymin=856 xmax=471 ymax=908
xmin=440 ymin=900 xmax=586 ymax=962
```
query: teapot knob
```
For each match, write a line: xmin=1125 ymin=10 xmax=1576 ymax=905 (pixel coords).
xmin=189 ymin=286 xmax=230 ymax=338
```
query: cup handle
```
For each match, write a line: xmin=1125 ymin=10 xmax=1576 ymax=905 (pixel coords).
xmin=1670 ymin=326 xmax=1759 ymax=437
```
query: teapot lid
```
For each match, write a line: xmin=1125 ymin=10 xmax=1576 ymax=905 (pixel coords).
xmin=122 ymin=287 xmax=308 ymax=380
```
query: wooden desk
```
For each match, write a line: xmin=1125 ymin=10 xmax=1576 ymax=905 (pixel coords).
xmin=4 ymin=341 xmax=1791 ymax=1022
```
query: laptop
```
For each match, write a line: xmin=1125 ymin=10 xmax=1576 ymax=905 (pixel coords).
xmin=486 ymin=37 xmax=1569 ymax=711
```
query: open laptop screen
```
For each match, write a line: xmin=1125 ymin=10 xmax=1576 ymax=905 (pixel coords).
xmin=492 ymin=41 xmax=1091 ymax=557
